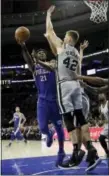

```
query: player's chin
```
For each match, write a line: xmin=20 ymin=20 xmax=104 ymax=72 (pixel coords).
xmin=40 ymin=58 xmax=46 ymax=61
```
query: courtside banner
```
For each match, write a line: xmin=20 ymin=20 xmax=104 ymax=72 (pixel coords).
xmin=89 ymin=127 xmax=103 ymax=140
xmin=53 ymin=127 xmax=103 ymax=141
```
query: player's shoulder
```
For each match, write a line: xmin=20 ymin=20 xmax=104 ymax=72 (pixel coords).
xmin=20 ymin=112 xmax=24 ymax=116
xmin=74 ymin=47 xmax=80 ymax=56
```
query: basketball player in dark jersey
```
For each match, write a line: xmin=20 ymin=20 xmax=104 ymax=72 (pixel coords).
xmin=16 ymin=41 xmax=65 ymax=167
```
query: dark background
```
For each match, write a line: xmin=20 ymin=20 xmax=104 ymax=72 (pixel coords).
xmin=1 ymin=0 xmax=109 ymax=127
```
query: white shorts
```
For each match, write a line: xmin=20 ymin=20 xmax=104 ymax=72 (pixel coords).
xmin=101 ymin=124 xmax=109 ymax=138
xmin=71 ymin=92 xmax=90 ymax=126
xmin=57 ymin=80 xmax=82 ymax=114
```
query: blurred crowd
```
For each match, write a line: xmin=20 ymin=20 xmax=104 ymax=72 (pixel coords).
xmin=1 ymin=91 xmax=106 ymax=140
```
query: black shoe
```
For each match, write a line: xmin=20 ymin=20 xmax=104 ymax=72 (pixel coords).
xmin=77 ymin=149 xmax=85 ymax=165
xmin=86 ymin=147 xmax=97 ymax=162
xmin=86 ymin=156 xmax=101 ymax=172
xmin=86 ymin=149 xmax=101 ymax=172
xmin=58 ymin=149 xmax=85 ymax=169
xmin=58 ymin=151 xmax=78 ymax=168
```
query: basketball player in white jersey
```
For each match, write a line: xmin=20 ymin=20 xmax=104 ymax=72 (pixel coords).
xmin=44 ymin=30 xmax=109 ymax=165
xmin=8 ymin=106 xmax=27 ymax=146
xmin=98 ymin=94 xmax=109 ymax=158
xmin=40 ymin=5 xmax=101 ymax=171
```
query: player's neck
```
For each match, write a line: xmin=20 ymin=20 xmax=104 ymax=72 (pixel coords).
xmin=102 ymin=100 xmax=107 ymax=106
xmin=65 ymin=41 xmax=75 ymax=46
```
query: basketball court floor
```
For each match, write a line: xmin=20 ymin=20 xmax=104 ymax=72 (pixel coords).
xmin=1 ymin=140 xmax=109 ymax=175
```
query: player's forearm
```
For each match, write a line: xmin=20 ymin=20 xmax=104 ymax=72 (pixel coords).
xmin=46 ymin=13 xmax=53 ymax=33
xmin=9 ymin=119 xmax=13 ymax=124
xmin=77 ymin=75 xmax=106 ymax=85
xmin=21 ymin=43 xmax=35 ymax=73
xmin=45 ymin=34 xmax=57 ymax=56
xmin=38 ymin=60 xmax=55 ymax=71
xmin=79 ymin=49 xmax=84 ymax=63
xmin=22 ymin=119 xmax=26 ymax=126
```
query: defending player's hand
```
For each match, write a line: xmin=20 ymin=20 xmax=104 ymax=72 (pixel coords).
xmin=47 ymin=5 xmax=56 ymax=15
xmin=80 ymin=40 xmax=89 ymax=50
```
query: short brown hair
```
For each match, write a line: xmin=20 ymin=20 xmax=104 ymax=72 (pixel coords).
xmin=66 ymin=30 xmax=79 ymax=44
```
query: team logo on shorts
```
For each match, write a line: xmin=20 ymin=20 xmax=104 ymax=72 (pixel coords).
xmin=57 ymin=120 xmax=62 ymax=125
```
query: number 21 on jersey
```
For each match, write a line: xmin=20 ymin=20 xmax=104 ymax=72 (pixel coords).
xmin=63 ymin=57 xmax=78 ymax=71
xmin=40 ymin=75 xmax=47 ymax=82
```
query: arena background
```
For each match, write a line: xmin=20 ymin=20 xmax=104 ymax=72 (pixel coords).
xmin=1 ymin=0 xmax=109 ymax=175
xmin=2 ymin=0 xmax=108 ymax=129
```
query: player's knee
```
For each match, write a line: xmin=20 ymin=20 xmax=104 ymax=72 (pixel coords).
xmin=63 ymin=112 xmax=75 ymax=132
xmin=99 ymin=134 xmax=106 ymax=142
xmin=11 ymin=132 xmax=15 ymax=140
xmin=74 ymin=109 xmax=87 ymax=126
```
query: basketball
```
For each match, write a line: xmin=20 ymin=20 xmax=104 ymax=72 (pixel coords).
xmin=15 ymin=26 xmax=30 ymax=42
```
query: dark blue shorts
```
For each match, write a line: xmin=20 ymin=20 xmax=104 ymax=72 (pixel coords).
xmin=11 ymin=130 xmax=23 ymax=140
xmin=37 ymin=98 xmax=62 ymax=132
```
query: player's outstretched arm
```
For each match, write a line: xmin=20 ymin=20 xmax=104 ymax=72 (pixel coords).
xmin=44 ymin=33 xmax=57 ymax=56
xmin=17 ymin=41 xmax=35 ymax=73
xmin=77 ymin=75 xmax=108 ymax=85
xmin=46 ymin=5 xmax=63 ymax=50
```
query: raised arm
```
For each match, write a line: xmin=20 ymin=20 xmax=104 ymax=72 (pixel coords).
xmin=44 ymin=33 xmax=57 ymax=56
xmin=17 ymin=41 xmax=35 ymax=73
xmin=46 ymin=5 xmax=63 ymax=50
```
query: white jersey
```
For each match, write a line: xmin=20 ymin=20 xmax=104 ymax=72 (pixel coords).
xmin=100 ymin=101 xmax=109 ymax=121
xmin=57 ymin=44 xmax=80 ymax=82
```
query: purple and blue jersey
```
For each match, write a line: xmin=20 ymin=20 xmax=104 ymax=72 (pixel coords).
xmin=13 ymin=113 xmax=21 ymax=131
xmin=33 ymin=64 xmax=63 ymax=135
xmin=34 ymin=64 xmax=57 ymax=101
